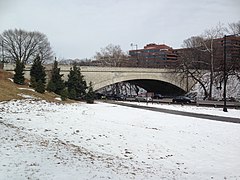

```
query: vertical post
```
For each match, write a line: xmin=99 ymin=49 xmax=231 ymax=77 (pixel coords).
xmin=223 ymin=35 xmax=227 ymax=112
xmin=1 ymin=40 xmax=4 ymax=63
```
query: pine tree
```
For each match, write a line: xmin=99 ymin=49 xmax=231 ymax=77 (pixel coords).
xmin=35 ymin=80 xmax=45 ymax=93
xmin=68 ymin=88 xmax=77 ymax=100
xmin=85 ymin=82 xmax=95 ymax=104
xmin=13 ymin=59 xmax=25 ymax=85
xmin=30 ymin=55 xmax=46 ymax=93
xmin=60 ymin=88 xmax=68 ymax=101
xmin=47 ymin=60 xmax=65 ymax=95
xmin=46 ymin=80 xmax=56 ymax=92
xmin=66 ymin=63 xmax=87 ymax=100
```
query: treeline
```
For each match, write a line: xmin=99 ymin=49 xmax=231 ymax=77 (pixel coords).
xmin=13 ymin=55 xmax=95 ymax=103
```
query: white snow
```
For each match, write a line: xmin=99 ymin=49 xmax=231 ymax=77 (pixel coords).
xmin=17 ymin=93 xmax=37 ymax=99
xmin=8 ymin=78 xmax=13 ymax=82
xmin=55 ymin=97 xmax=62 ymax=101
xmin=0 ymin=99 xmax=240 ymax=179
xmin=122 ymin=101 xmax=240 ymax=119
xmin=18 ymin=87 xmax=35 ymax=92
xmin=191 ymin=74 xmax=240 ymax=100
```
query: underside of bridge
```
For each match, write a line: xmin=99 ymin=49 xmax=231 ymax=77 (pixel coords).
xmin=126 ymin=79 xmax=186 ymax=96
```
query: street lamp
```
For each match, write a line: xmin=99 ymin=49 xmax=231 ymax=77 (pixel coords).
xmin=223 ymin=35 xmax=227 ymax=112
xmin=223 ymin=33 xmax=240 ymax=112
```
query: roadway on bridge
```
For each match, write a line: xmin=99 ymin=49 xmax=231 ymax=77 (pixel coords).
xmin=104 ymin=100 xmax=240 ymax=124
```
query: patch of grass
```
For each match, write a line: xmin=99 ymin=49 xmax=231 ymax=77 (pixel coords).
xmin=0 ymin=70 xmax=74 ymax=103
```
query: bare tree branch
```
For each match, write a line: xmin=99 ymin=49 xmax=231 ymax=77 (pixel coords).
xmin=0 ymin=29 xmax=54 ymax=64
xmin=227 ymin=21 xmax=240 ymax=35
xmin=94 ymin=44 xmax=128 ymax=67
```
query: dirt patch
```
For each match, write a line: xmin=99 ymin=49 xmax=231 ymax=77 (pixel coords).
xmin=0 ymin=70 xmax=13 ymax=80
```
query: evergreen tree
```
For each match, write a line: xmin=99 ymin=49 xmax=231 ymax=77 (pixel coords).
xmin=67 ymin=63 xmax=87 ymax=100
xmin=35 ymin=80 xmax=45 ymax=93
xmin=85 ymin=82 xmax=95 ymax=104
xmin=68 ymin=88 xmax=77 ymax=100
xmin=47 ymin=60 xmax=65 ymax=95
xmin=60 ymin=88 xmax=68 ymax=101
xmin=46 ymin=80 xmax=56 ymax=92
xmin=30 ymin=55 xmax=46 ymax=93
xmin=13 ymin=59 xmax=25 ymax=85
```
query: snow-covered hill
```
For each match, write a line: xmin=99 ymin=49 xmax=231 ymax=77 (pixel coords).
xmin=191 ymin=74 xmax=240 ymax=100
xmin=1 ymin=99 xmax=240 ymax=179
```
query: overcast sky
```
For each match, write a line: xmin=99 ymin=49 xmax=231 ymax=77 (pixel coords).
xmin=0 ymin=0 xmax=239 ymax=59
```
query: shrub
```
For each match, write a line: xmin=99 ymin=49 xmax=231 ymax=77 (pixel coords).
xmin=60 ymin=88 xmax=68 ymax=101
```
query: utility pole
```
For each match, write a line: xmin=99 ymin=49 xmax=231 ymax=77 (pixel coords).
xmin=223 ymin=35 xmax=227 ymax=112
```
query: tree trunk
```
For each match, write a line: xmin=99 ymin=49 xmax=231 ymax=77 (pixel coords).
xmin=188 ymin=71 xmax=209 ymax=100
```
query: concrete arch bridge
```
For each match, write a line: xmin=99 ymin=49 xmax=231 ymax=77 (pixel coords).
xmin=3 ymin=64 xmax=195 ymax=96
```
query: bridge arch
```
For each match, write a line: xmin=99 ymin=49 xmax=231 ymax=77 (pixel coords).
xmin=92 ymin=76 xmax=186 ymax=96
xmin=76 ymin=66 xmax=191 ymax=95
xmin=3 ymin=64 xmax=193 ymax=95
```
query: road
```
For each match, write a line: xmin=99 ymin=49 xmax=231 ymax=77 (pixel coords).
xmin=104 ymin=100 xmax=240 ymax=124
xmin=125 ymin=97 xmax=240 ymax=109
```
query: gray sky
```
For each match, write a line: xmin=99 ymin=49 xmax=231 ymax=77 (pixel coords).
xmin=0 ymin=0 xmax=239 ymax=59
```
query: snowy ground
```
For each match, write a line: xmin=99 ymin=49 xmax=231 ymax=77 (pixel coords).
xmin=0 ymin=99 xmax=240 ymax=180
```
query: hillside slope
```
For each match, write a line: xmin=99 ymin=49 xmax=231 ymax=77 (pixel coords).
xmin=0 ymin=70 xmax=64 ymax=102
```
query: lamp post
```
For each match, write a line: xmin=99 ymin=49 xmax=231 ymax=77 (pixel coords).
xmin=222 ymin=33 xmax=240 ymax=112
xmin=223 ymin=35 xmax=227 ymax=112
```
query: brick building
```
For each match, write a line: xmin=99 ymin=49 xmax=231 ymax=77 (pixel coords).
xmin=217 ymin=36 xmax=240 ymax=70
xmin=129 ymin=43 xmax=178 ymax=68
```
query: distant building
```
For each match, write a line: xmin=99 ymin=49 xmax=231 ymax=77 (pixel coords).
xmin=216 ymin=36 xmax=240 ymax=69
xmin=129 ymin=43 xmax=178 ymax=68
xmin=174 ymin=36 xmax=240 ymax=70
xmin=87 ymin=37 xmax=239 ymax=69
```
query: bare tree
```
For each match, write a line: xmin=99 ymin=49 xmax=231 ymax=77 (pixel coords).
xmin=227 ymin=21 xmax=240 ymax=35
xmin=94 ymin=44 xmax=130 ymax=94
xmin=94 ymin=44 xmax=128 ymax=67
xmin=177 ymin=23 xmax=226 ymax=99
xmin=176 ymin=36 xmax=210 ymax=99
xmin=200 ymin=23 xmax=225 ymax=99
xmin=0 ymin=29 xmax=53 ymax=64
